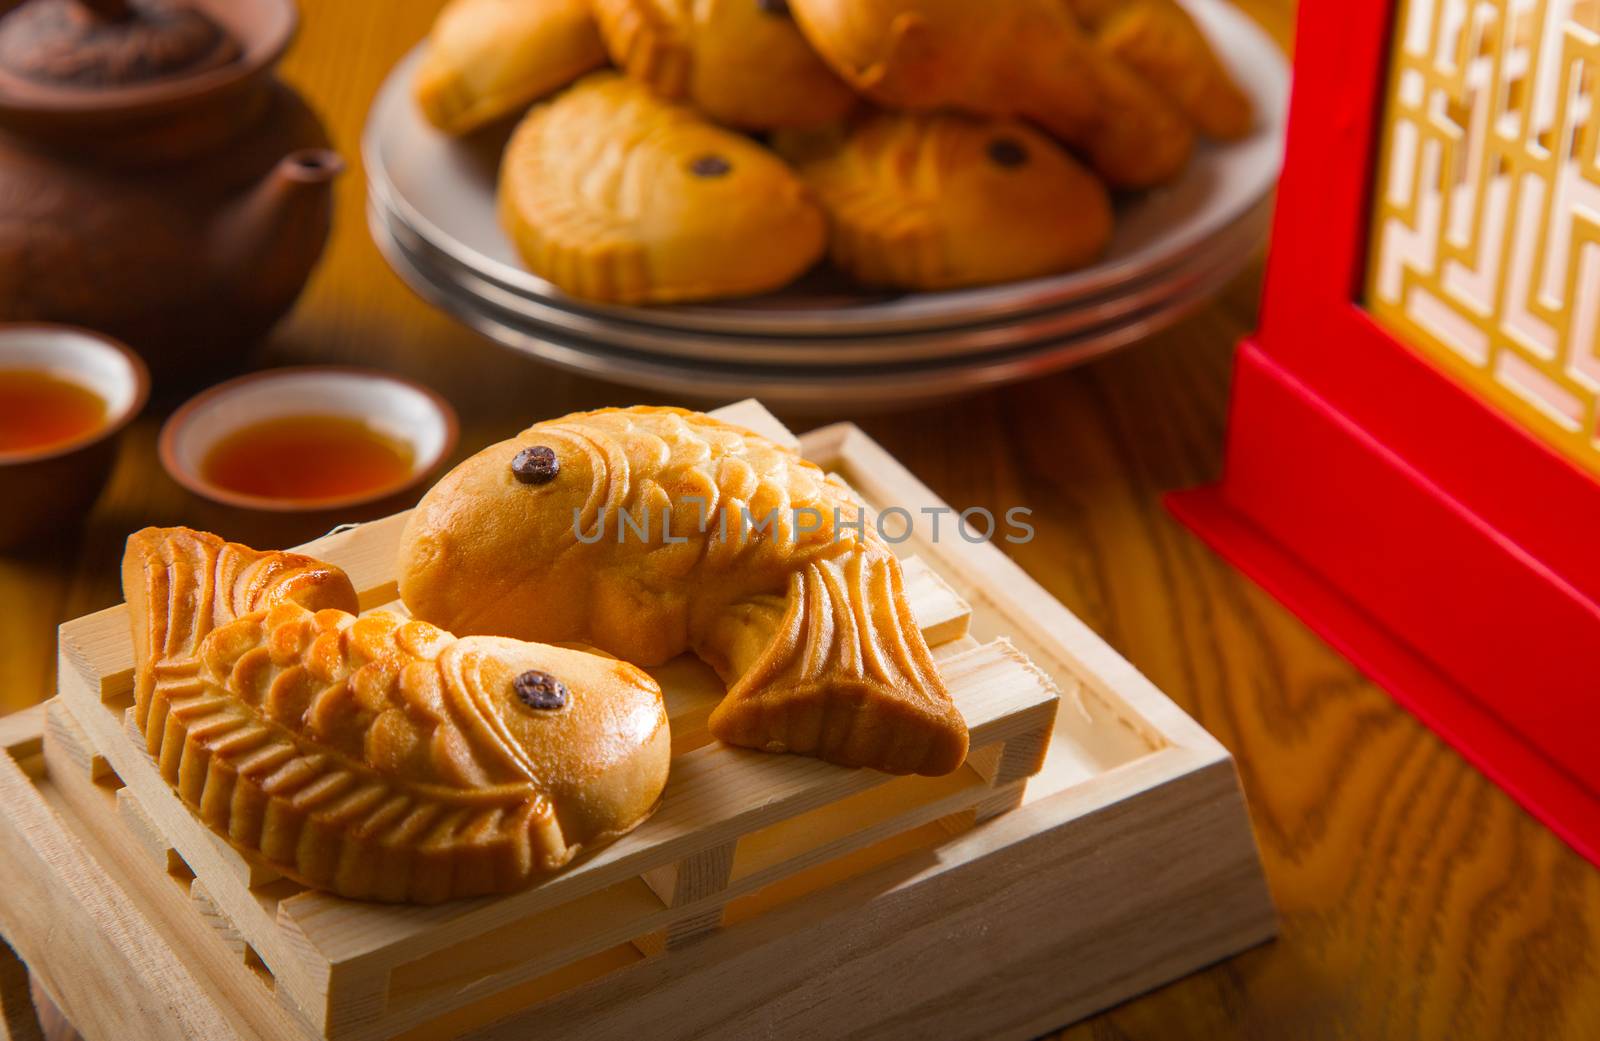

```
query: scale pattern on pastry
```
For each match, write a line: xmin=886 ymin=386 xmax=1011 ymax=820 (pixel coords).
xmin=777 ymin=111 xmax=1113 ymax=289
xmin=415 ymin=0 xmax=607 ymax=135
xmin=123 ymin=527 xmax=670 ymax=903
xmin=399 ymin=406 xmax=970 ymax=776
xmin=497 ymin=72 xmax=826 ymax=304
xmin=590 ymin=0 xmax=856 ymax=128
xmin=786 ymin=0 xmax=1196 ymax=187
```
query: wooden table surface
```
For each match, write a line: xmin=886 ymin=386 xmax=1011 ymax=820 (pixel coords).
xmin=4 ymin=2 xmax=1597 ymax=1039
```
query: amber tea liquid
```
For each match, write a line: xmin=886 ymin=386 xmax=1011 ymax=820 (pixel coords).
xmin=0 ymin=369 xmax=108 ymax=454
xmin=200 ymin=415 xmax=416 ymax=502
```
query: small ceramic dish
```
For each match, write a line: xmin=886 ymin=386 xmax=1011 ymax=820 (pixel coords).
xmin=0 ymin=324 xmax=149 ymax=547
xmin=160 ymin=367 xmax=457 ymax=539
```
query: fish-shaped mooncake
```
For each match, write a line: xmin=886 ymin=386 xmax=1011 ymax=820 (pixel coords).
xmin=785 ymin=0 xmax=1194 ymax=188
xmin=1065 ymin=0 xmax=1253 ymax=141
xmin=398 ymin=407 xmax=970 ymax=777
xmin=414 ymin=0 xmax=607 ymax=135
xmin=776 ymin=111 xmax=1112 ymax=290
xmin=590 ymin=0 xmax=857 ymax=129
xmin=123 ymin=527 xmax=670 ymax=903
xmin=497 ymin=72 xmax=827 ymax=304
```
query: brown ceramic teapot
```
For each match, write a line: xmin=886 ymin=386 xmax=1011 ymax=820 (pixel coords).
xmin=0 ymin=0 xmax=340 ymax=381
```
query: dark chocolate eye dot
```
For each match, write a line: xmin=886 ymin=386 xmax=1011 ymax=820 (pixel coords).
xmin=987 ymin=138 xmax=1028 ymax=167
xmin=510 ymin=445 xmax=559 ymax=485
xmin=756 ymin=0 xmax=790 ymax=14
xmin=513 ymin=670 xmax=568 ymax=710
xmin=689 ymin=154 xmax=732 ymax=178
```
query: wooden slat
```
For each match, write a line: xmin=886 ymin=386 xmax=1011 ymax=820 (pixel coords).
xmin=116 ymin=787 xmax=189 ymax=880
xmin=638 ymin=841 xmax=735 ymax=951
xmin=192 ymin=880 xmax=247 ymax=961
xmin=56 ymin=604 xmax=132 ymax=703
xmin=41 ymin=701 xmax=110 ymax=787
xmin=0 ymin=706 xmax=44 ymax=782
xmin=900 ymin=559 xmax=970 ymax=647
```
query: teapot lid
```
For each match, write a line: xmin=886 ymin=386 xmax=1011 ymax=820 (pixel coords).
xmin=0 ymin=0 xmax=240 ymax=89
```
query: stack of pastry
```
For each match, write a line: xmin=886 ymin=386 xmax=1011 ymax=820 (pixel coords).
xmin=415 ymin=0 xmax=1253 ymax=305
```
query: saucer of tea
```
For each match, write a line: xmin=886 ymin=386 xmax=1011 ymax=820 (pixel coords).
xmin=160 ymin=367 xmax=457 ymax=514
xmin=0 ymin=324 xmax=149 ymax=546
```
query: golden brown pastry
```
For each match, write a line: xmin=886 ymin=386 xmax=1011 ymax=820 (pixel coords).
xmin=1066 ymin=0 xmax=1252 ymax=140
xmin=414 ymin=0 xmax=607 ymax=135
xmin=590 ymin=0 xmax=856 ymax=129
xmin=399 ymin=407 xmax=970 ymax=777
xmin=498 ymin=73 xmax=827 ymax=303
xmin=123 ymin=527 xmax=670 ymax=903
xmin=776 ymin=111 xmax=1112 ymax=290
xmin=786 ymin=0 xmax=1194 ymax=188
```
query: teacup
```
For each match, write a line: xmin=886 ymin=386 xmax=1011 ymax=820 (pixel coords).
xmin=159 ymin=366 xmax=458 ymax=546
xmin=0 ymin=324 xmax=149 ymax=548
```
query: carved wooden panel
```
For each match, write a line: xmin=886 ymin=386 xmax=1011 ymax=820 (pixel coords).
xmin=1369 ymin=0 xmax=1600 ymax=475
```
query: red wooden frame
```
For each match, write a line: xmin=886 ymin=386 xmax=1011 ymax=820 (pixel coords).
xmin=1168 ymin=0 xmax=1600 ymax=863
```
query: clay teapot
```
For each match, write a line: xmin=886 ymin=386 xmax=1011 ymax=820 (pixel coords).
xmin=0 ymin=0 xmax=341 ymax=382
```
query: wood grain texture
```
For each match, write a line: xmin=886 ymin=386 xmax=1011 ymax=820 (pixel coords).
xmin=2 ymin=1 xmax=1595 ymax=1039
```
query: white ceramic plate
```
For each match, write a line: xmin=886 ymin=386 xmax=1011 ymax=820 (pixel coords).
xmin=371 ymin=200 xmax=1260 ymax=407
xmin=373 ymin=189 xmax=1271 ymax=365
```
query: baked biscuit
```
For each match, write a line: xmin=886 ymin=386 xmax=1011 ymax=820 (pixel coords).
xmin=124 ymin=527 xmax=670 ymax=903
xmin=777 ymin=111 xmax=1112 ymax=289
xmin=415 ymin=0 xmax=607 ymax=135
xmin=786 ymin=0 xmax=1193 ymax=187
xmin=498 ymin=73 xmax=827 ymax=303
xmin=399 ymin=406 xmax=971 ymax=777
xmin=590 ymin=0 xmax=856 ymax=128
xmin=1067 ymin=0 xmax=1253 ymax=140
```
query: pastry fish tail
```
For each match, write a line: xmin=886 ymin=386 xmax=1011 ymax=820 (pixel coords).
xmin=121 ymin=527 xmax=360 ymax=728
xmin=700 ymin=543 xmax=968 ymax=776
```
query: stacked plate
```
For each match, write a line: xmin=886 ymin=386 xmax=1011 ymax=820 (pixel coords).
xmin=364 ymin=0 xmax=1287 ymax=407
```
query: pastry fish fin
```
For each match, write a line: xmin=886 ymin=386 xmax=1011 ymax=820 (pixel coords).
xmin=700 ymin=546 xmax=968 ymax=776
xmin=122 ymin=527 xmax=360 ymax=726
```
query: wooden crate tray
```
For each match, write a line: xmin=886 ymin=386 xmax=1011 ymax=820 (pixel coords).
xmin=9 ymin=401 xmax=1275 ymax=1041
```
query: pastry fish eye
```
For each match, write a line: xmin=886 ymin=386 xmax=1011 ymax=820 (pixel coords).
xmin=689 ymin=154 xmax=732 ymax=178
xmin=513 ymin=669 xmax=569 ymax=710
xmin=510 ymin=445 xmax=560 ymax=485
xmin=756 ymin=0 xmax=790 ymax=14
xmin=987 ymin=138 xmax=1029 ymax=168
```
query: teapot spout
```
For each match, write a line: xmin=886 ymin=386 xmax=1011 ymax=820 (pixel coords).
xmin=213 ymin=149 xmax=344 ymax=331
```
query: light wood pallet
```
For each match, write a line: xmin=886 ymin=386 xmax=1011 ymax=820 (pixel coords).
xmin=4 ymin=401 xmax=1276 ymax=1041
